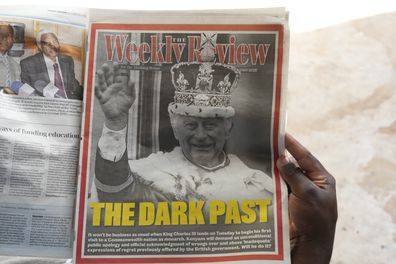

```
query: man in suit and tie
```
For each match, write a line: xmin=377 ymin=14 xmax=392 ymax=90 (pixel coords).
xmin=20 ymin=30 xmax=83 ymax=100
xmin=0 ymin=22 xmax=21 ymax=94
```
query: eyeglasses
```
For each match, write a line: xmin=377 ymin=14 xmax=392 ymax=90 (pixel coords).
xmin=40 ymin=41 xmax=59 ymax=50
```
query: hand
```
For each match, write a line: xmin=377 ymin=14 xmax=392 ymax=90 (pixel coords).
xmin=2 ymin=87 xmax=16 ymax=95
xmin=95 ymin=63 xmax=135 ymax=130
xmin=276 ymin=134 xmax=337 ymax=264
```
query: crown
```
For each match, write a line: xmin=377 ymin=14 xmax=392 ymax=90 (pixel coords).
xmin=169 ymin=62 xmax=240 ymax=118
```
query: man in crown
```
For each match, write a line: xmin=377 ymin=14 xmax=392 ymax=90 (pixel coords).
xmin=94 ymin=62 xmax=274 ymax=204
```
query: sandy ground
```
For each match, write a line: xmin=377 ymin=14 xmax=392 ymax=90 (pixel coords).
xmin=1 ymin=11 xmax=396 ymax=264
xmin=288 ymin=11 xmax=396 ymax=264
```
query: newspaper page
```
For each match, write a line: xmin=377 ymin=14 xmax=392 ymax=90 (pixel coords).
xmin=75 ymin=9 xmax=290 ymax=264
xmin=0 ymin=7 xmax=86 ymax=258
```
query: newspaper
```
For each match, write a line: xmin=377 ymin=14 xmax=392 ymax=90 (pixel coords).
xmin=74 ymin=9 xmax=290 ymax=264
xmin=0 ymin=7 xmax=86 ymax=259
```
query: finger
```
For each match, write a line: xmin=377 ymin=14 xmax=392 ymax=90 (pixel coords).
xmin=96 ymin=69 xmax=107 ymax=92
xmin=102 ymin=63 xmax=114 ymax=86
xmin=101 ymin=63 xmax=111 ymax=82
xmin=94 ymin=83 xmax=103 ymax=101
xmin=94 ymin=85 xmax=102 ymax=101
xmin=124 ymin=80 xmax=136 ymax=104
xmin=113 ymin=62 xmax=120 ymax=75
xmin=114 ymin=67 xmax=129 ymax=85
xmin=125 ymin=80 xmax=135 ymax=97
xmin=106 ymin=71 xmax=114 ymax=86
xmin=276 ymin=155 xmax=316 ymax=198
xmin=3 ymin=87 xmax=16 ymax=95
xmin=101 ymin=63 xmax=110 ymax=73
xmin=285 ymin=133 xmax=325 ymax=174
xmin=285 ymin=134 xmax=335 ymax=187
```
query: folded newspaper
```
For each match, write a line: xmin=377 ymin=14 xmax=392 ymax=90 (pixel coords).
xmin=0 ymin=7 xmax=290 ymax=264
xmin=0 ymin=6 xmax=86 ymax=259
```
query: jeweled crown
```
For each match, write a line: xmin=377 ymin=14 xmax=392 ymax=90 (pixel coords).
xmin=170 ymin=62 xmax=240 ymax=108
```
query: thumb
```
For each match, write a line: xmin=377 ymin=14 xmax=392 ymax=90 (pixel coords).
xmin=277 ymin=155 xmax=316 ymax=198
xmin=125 ymin=80 xmax=135 ymax=99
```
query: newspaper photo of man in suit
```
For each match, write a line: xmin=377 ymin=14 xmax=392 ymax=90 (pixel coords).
xmin=0 ymin=22 xmax=21 ymax=94
xmin=20 ymin=30 xmax=83 ymax=100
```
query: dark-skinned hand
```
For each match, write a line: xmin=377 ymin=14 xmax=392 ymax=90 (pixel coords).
xmin=277 ymin=134 xmax=337 ymax=264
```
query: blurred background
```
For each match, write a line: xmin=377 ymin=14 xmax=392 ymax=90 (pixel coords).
xmin=1 ymin=0 xmax=396 ymax=263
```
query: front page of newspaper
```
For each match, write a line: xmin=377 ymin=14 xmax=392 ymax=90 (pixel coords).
xmin=75 ymin=9 xmax=290 ymax=263
xmin=0 ymin=7 xmax=86 ymax=258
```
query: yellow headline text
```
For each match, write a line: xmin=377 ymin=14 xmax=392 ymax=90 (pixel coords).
xmin=89 ymin=199 xmax=271 ymax=227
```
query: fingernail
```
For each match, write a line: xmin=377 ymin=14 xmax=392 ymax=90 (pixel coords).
xmin=277 ymin=155 xmax=289 ymax=168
